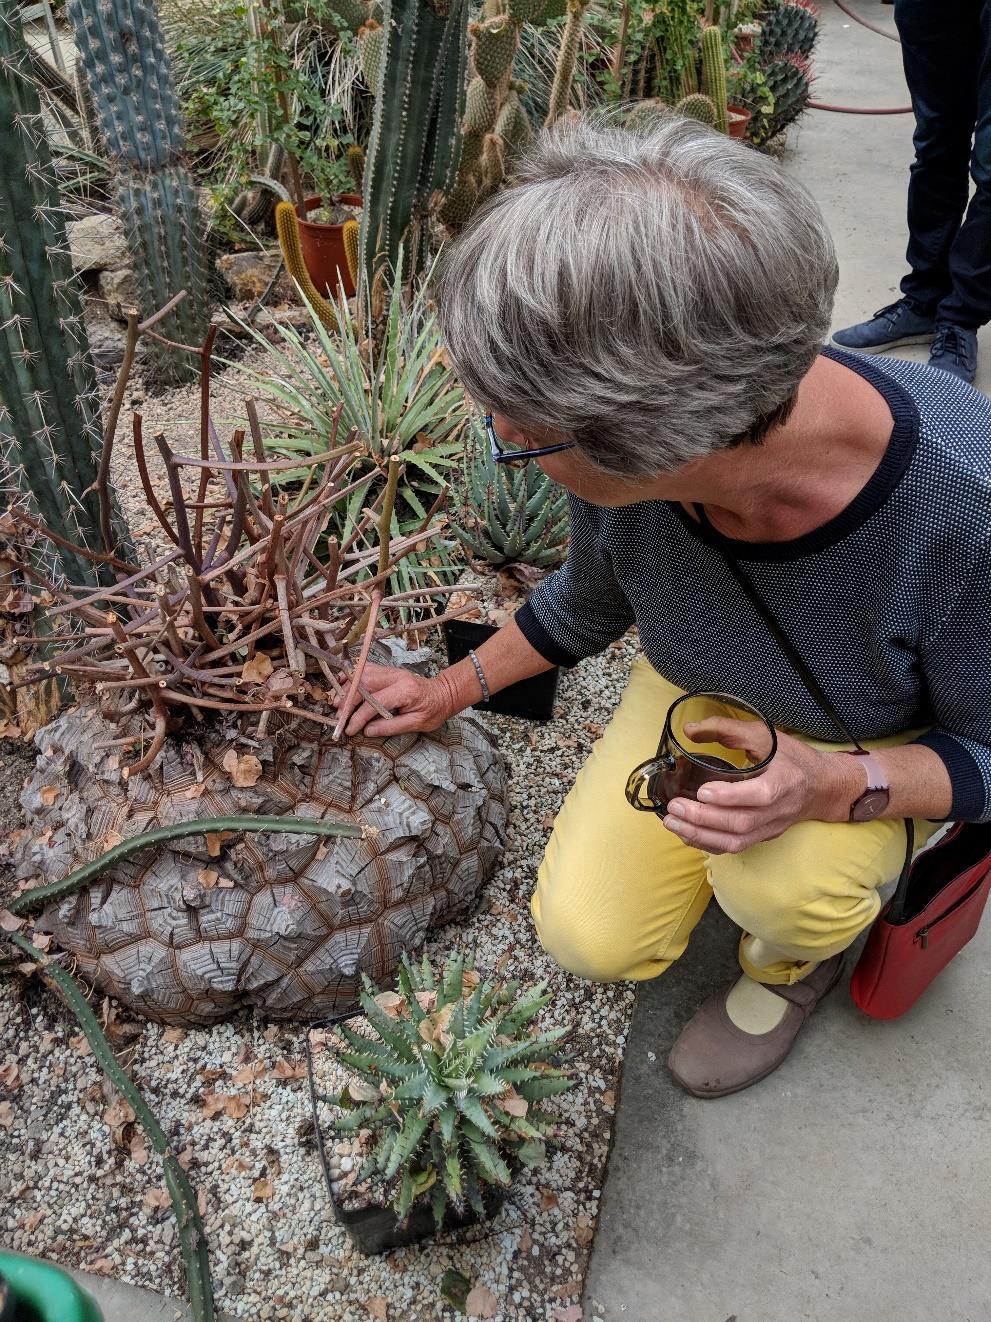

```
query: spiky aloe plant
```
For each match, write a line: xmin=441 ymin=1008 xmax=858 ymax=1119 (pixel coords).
xmin=450 ymin=426 xmax=569 ymax=569
xmin=332 ymin=952 xmax=573 ymax=1226
xmin=66 ymin=0 xmax=211 ymax=385
xmin=359 ymin=0 xmax=471 ymax=286
xmin=0 ymin=3 xmax=109 ymax=586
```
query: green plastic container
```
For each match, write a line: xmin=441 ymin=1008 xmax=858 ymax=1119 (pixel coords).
xmin=0 ymin=1252 xmax=104 ymax=1322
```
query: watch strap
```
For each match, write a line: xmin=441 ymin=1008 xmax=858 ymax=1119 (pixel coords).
xmin=845 ymin=749 xmax=889 ymax=792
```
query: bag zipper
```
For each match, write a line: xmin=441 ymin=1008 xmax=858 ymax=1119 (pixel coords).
xmin=915 ymin=870 xmax=990 ymax=948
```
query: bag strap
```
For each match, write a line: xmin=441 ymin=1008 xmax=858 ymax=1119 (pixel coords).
xmin=694 ymin=504 xmax=915 ymax=919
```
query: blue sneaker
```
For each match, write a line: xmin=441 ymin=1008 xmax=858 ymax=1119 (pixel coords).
xmin=831 ymin=298 xmax=936 ymax=352
xmin=928 ymin=324 xmax=978 ymax=384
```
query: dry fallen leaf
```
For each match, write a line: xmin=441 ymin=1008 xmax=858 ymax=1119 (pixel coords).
xmin=0 ymin=1101 xmax=15 ymax=1129
xmin=38 ymin=785 xmax=59 ymax=807
xmin=271 ymin=1058 xmax=307 ymax=1081
xmin=197 ymin=1188 xmax=208 ymax=1215
xmin=205 ymin=831 xmax=235 ymax=858
xmin=252 ymin=1178 xmax=275 ymax=1201
xmin=223 ymin=1095 xmax=249 ymax=1120
xmin=130 ymin=1133 xmax=150 ymax=1165
xmin=373 ymin=991 xmax=405 ymax=1017
xmin=162 ymin=1027 xmax=186 ymax=1045
xmin=500 ymin=1092 xmax=528 ymax=1118
xmin=554 ymin=1307 xmax=583 ymax=1322
xmin=347 ymin=1078 xmax=380 ymax=1103
xmin=103 ymin=1098 xmax=135 ymax=1130
xmin=465 ymin=1284 xmax=499 ymax=1319
xmin=23 ymin=1210 xmax=45 ymax=1233
xmin=86 ymin=1258 xmax=114 ymax=1277
xmin=222 ymin=749 xmax=263 ymax=788
xmin=241 ymin=653 xmax=274 ymax=684
xmin=602 ymin=1089 xmax=616 ymax=1110
xmin=551 ymin=1280 xmax=582 ymax=1300
xmin=29 ymin=933 xmax=52 ymax=952
xmin=574 ymin=1213 xmax=596 ymax=1247
xmin=177 ymin=1144 xmax=194 ymax=1170
xmin=70 ymin=1034 xmax=92 ymax=1057
xmin=217 ymin=875 xmax=235 ymax=889
xmin=201 ymin=1091 xmax=229 ymax=1120
xmin=196 ymin=867 xmax=219 ymax=890
xmin=101 ymin=831 xmax=123 ymax=850
xmin=142 ymin=1188 xmax=171 ymax=1213
xmin=232 ymin=1062 xmax=265 ymax=1086
xmin=518 ymin=1229 xmax=533 ymax=1254
xmin=0 ymin=910 xmax=25 ymax=933
xmin=539 ymin=1189 xmax=558 ymax=1212
xmin=366 ymin=1298 xmax=389 ymax=1321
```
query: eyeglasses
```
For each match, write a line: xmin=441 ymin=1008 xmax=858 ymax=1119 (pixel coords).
xmin=485 ymin=414 xmax=577 ymax=468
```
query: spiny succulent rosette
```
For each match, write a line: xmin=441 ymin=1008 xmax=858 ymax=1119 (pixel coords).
xmin=9 ymin=314 xmax=508 ymax=1025
xmin=331 ymin=952 xmax=573 ymax=1225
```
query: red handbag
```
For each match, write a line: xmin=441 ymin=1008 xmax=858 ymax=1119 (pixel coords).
xmin=706 ymin=520 xmax=991 ymax=1020
xmin=849 ymin=821 xmax=991 ymax=1018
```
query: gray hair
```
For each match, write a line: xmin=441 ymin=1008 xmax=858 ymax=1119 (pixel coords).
xmin=433 ymin=113 xmax=838 ymax=477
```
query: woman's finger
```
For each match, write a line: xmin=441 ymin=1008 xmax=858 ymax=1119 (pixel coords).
xmin=681 ymin=716 xmax=773 ymax=762
xmin=662 ymin=814 xmax=760 ymax=855
xmin=362 ymin=710 xmax=436 ymax=737
xmin=666 ymin=796 xmax=763 ymax=838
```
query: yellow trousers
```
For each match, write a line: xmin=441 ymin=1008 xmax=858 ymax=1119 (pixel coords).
xmin=532 ymin=658 xmax=940 ymax=986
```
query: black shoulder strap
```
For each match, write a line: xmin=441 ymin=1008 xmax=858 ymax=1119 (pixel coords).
xmin=695 ymin=504 xmax=915 ymax=917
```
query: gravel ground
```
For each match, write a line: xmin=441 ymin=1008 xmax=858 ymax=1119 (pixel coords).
xmin=0 ymin=637 xmax=638 ymax=1321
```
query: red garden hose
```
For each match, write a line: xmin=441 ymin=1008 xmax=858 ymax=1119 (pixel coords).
xmin=807 ymin=0 xmax=913 ymax=115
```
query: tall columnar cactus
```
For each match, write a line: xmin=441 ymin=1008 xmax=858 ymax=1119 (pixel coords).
xmin=545 ymin=0 xmax=590 ymax=126
xmin=0 ymin=4 xmax=109 ymax=586
xmin=700 ymin=24 xmax=728 ymax=133
xmin=359 ymin=0 xmax=471 ymax=287
xmin=66 ymin=0 xmax=211 ymax=385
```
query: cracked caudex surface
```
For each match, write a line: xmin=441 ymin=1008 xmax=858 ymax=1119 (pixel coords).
xmin=15 ymin=706 xmax=508 ymax=1025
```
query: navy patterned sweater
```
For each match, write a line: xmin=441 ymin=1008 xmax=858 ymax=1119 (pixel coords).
xmin=516 ymin=349 xmax=991 ymax=822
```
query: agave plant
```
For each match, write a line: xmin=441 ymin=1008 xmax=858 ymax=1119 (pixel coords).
xmin=332 ymin=952 xmax=572 ymax=1225
xmin=450 ymin=422 xmax=570 ymax=569
xmin=230 ymin=254 xmax=467 ymax=604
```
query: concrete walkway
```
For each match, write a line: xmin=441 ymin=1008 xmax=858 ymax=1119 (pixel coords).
xmin=587 ymin=5 xmax=991 ymax=1320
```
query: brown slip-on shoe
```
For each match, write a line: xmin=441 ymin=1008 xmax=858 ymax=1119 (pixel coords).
xmin=667 ymin=954 xmax=845 ymax=1099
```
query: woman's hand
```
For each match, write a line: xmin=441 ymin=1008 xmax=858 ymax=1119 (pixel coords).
xmin=662 ymin=716 xmax=860 ymax=855
xmin=335 ymin=663 xmax=456 ymax=738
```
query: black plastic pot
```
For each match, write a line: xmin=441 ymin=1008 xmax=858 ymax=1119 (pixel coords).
xmin=443 ymin=619 xmax=559 ymax=722
xmin=332 ymin=1180 xmax=507 ymax=1256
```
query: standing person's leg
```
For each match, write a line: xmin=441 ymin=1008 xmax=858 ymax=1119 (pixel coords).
xmin=895 ymin=0 xmax=981 ymax=316
xmin=928 ymin=0 xmax=991 ymax=379
xmin=833 ymin=0 xmax=979 ymax=352
xmin=531 ymin=658 xmax=712 ymax=983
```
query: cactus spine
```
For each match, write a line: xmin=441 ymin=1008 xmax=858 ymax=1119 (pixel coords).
xmin=0 ymin=5 xmax=112 ymax=586
xmin=359 ymin=0 xmax=471 ymax=287
xmin=66 ymin=0 xmax=211 ymax=386
xmin=700 ymin=24 xmax=728 ymax=133
xmin=545 ymin=0 xmax=589 ymax=126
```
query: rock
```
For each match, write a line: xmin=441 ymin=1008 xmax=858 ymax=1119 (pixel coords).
xmin=67 ymin=214 xmax=128 ymax=273
xmin=216 ymin=250 xmax=285 ymax=303
xmin=83 ymin=318 xmax=129 ymax=370
xmin=97 ymin=268 xmax=140 ymax=321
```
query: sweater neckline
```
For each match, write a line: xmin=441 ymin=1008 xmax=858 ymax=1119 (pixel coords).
xmin=667 ymin=346 xmax=920 ymax=562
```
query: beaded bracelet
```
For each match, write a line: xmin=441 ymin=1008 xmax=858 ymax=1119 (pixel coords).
xmin=467 ymin=648 xmax=491 ymax=702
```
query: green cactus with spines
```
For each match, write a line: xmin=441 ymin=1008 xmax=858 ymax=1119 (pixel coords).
xmin=358 ymin=19 xmax=385 ymax=89
xmin=450 ymin=430 xmax=570 ymax=568
xmin=700 ymin=24 xmax=728 ymax=133
xmin=676 ymin=92 xmax=717 ymax=126
xmin=347 ymin=143 xmax=366 ymax=192
xmin=464 ymin=74 xmax=499 ymax=134
xmin=274 ymin=201 xmax=340 ymax=331
xmin=471 ymin=14 xmax=518 ymax=87
xmin=359 ymin=0 xmax=471 ymax=286
xmin=438 ymin=174 xmax=479 ymax=226
xmin=755 ymin=52 xmax=812 ymax=143
xmin=531 ymin=0 xmax=566 ymax=23
xmin=545 ymin=0 xmax=589 ymax=126
xmin=331 ymin=952 xmax=573 ymax=1228
xmin=0 ymin=4 xmax=127 ymax=586
xmin=759 ymin=2 xmax=817 ymax=60
xmin=624 ymin=97 xmax=669 ymax=130
xmin=65 ymin=0 xmax=211 ymax=387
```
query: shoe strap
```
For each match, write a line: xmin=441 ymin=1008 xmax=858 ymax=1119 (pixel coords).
xmin=767 ymin=977 xmax=820 ymax=1009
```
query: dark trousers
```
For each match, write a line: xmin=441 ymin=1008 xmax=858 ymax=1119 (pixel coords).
xmin=894 ymin=0 xmax=991 ymax=327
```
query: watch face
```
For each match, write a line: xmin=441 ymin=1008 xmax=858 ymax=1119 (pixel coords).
xmin=852 ymin=788 xmax=890 ymax=822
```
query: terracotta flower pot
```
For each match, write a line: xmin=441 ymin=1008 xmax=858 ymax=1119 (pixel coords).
xmin=727 ymin=106 xmax=752 ymax=140
xmin=296 ymin=193 xmax=362 ymax=299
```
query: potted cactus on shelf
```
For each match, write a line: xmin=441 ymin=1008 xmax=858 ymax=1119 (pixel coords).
xmin=319 ymin=951 xmax=573 ymax=1255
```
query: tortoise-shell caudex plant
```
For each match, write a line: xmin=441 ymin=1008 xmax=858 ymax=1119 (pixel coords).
xmin=9 ymin=298 xmax=508 ymax=1025
xmin=323 ymin=951 xmax=573 ymax=1253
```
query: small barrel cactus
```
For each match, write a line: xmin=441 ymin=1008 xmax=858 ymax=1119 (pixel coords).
xmin=675 ymin=92 xmax=717 ymax=127
xmin=332 ymin=952 xmax=573 ymax=1226
xmin=450 ymin=430 xmax=570 ymax=568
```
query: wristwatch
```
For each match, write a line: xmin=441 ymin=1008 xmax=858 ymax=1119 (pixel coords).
xmin=844 ymin=750 xmax=890 ymax=822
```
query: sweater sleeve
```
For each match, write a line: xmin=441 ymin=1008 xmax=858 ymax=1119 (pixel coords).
xmin=913 ymin=538 xmax=991 ymax=821
xmin=515 ymin=495 xmax=636 ymax=667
